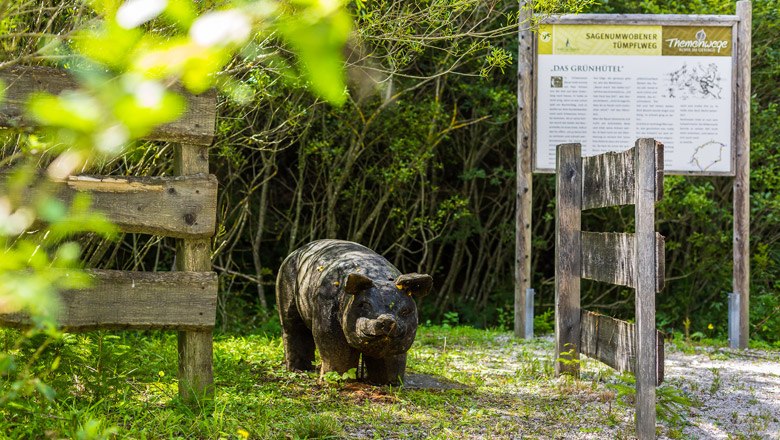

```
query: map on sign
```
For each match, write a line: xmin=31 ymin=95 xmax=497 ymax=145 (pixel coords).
xmin=535 ymin=24 xmax=735 ymax=175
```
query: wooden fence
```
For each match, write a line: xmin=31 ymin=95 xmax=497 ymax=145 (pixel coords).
xmin=555 ymin=138 xmax=665 ymax=439
xmin=0 ymin=66 xmax=218 ymax=402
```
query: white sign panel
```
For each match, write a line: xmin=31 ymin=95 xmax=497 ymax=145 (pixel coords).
xmin=535 ymin=24 xmax=734 ymax=175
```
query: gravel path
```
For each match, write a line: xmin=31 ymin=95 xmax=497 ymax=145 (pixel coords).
xmin=477 ymin=335 xmax=780 ymax=439
xmin=662 ymin=346 xmax=780 ymax=439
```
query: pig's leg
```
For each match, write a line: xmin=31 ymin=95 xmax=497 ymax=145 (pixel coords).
xmin=276 ymin=260 xmax=315 ymax=371
xmin=280 ymin=306 xmax=316 ymax=371
xmin=364 ymin=353 xmax=406 ymax=385
xmin=313 ymin=321 xmax=359 ymax=377
xmin=318 ymin=348 xmax=360 ymax=379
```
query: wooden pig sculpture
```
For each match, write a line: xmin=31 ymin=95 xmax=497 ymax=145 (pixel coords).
xmin=276 ymin=239 xmax=432 ymax=385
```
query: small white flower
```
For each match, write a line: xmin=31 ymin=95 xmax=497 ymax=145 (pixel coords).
xmin=190 ymin=9 xmax=252 ymax=48
xmin=47 ymin=150 xmax=84 ymax=181
xmin=7 ymin=207 xmax=35 ymax=235
xmin=117 ymin=0 xmax=168 ymax=29
xmin=95 ymin=125 xmax=130 ymax=155
xmin=134 ymin=80 xmax=165 ymax=108
xmin=0 ymin=205 xmax=35 ymax=235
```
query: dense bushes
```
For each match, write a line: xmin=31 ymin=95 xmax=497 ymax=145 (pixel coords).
xmin=209 ymin=0 xmax=527 ymax=327
xmin=196 ymin=0 xmax=780 ymax=344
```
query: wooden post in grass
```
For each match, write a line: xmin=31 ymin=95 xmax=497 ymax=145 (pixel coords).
xmin=554 ymin=143 xmax=581 ymax=376
xmin=175 ymin=143 xmax=215 ymax=403
xmin=633 ymin=138 xmax=660 ymax=438
xmin=734 ymin=0 xmax=751 ymax=349
xmin=515 ymin=0 xmax=534 ymax=338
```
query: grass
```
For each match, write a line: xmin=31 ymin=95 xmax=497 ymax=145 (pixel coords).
xmin=2 ymin=325 xmax=676 ymax=439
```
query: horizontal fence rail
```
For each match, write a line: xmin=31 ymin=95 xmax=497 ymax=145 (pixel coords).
xmin=581 ymin=232 xmax=665 ymax=292
xmin=3 ymin=173 xmax=218 ymax=238
xmin=0 ymin=66 xmax=217 ymax=145
xmin=580 ymin=310 xmax=664 ymax=385
xmin=0 ymin=269 xmax=218 ymax=331
xmin=581 ymin=148 xmax=636 ymax=209
xmin=581 ymin=145 xmax=663 ymax=210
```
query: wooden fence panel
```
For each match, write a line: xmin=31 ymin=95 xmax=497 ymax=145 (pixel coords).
xmin=0 ymin=270 xmax=217 ymax=330
xmin=556 ymin=138 xmax=665 ymax=440
xmin=0 ymin=66 xmax=219 ymax=404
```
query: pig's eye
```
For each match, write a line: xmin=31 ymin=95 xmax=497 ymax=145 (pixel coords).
xmin=399 ymin=307 xmax=413 ymax=317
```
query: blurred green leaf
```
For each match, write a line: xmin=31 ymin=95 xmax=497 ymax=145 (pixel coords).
xmin=164 ymin=0 xmax=198 ymax=29
xmin=33 ymin=379 xmax=56 ymax=402
xmin=53 ymin=242 xmax=81 ymax=267
xmin=75 ymin=22 xmax=143 ymax=70
xmin=27 ymin=92 xmax=101 ymax=134
xmin=114 ymin=88 xmax=185 ymax=136
xmin=0 ymin=354 xmax=15 ymax=375
xmin=277 ymin=1 xmax=351 ymax=105
xmin=37 ymin=198 xmax=67 ymax=223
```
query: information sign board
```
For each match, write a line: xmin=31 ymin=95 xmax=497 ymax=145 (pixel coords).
xmin=534 ymin=23 xmax=735 ymax=175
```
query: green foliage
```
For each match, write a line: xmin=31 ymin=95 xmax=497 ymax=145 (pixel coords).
xmin=322 ymin=367 xmax=357 ymax=384
xmin=555 ymin=346 xmax=581 ymax=372
xmin=534 ymin=309 xmax=555 ymax=335
xmin=288 ymin=414 xmax=344 ymax=439
xmin=276 ymin=1 xmax=352 ymax=105
xmin=607 ymin=373 xmax=694 ymax=427
xmin=441 ymin=311 xmax=460 ymax=328
xmin=748 ymin=101 xmax=780 ymax=345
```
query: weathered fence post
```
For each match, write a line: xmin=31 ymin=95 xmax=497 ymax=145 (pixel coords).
xmin=734 ymin=0 xmax=752 ymax=349
xmin=515 ymin=0 xmax=534 ymax=339
xmin=175 ymin=144 xmax=215 ymax=403
xmin=555 ymin=143 xmax=582 ymax=376
xmin=634 ymin=138 xmax=659 ymax=438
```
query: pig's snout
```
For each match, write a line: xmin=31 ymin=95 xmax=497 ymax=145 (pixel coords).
xmin=375 ymin=314 xmax=398 ymax=336
xmin=359 ymin=314 xmax=399 ymax=338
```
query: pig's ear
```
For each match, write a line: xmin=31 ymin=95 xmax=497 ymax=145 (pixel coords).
xmin=345 ymin=273 xmax=374 ymax=295
xmin=395 ymin=273 xmax=433 ymax=298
